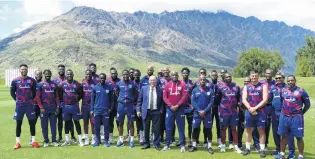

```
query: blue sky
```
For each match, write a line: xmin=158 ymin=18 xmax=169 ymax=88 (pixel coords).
xmin=1 ymin=0 xmax=315 ymax=39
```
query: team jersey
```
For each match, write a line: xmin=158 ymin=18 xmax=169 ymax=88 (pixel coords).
xmin=82 ymin=79 xmax=97 ymax=106
xmin=53 ymin=75 xmax=66 ymax=101
xmin=159 ymin=76 xmax=171 ymax=89
xmin=116 ymin=80 xmax=138 ymax=104
xmin=34 ymin=80 xmax=42 ymax=106
xmin=245 ymin=82 xmax=266 ymax=113
xmin=260 ymin=79 xmax=276 ymax=104
xmin=10 ymin=76 xmax=36 ymax=106
xmin=271 ymin=83 xmax=287 ymax=112
xmin=191 ymin=86 xmax=214 ymax=114
xmin=216 ymin=82 xmax=240 ymax=115
xmin=82 ymin=74 xmax=99 ymax=84
xmin=59 ymin=80 xmax=82 ymax=105
xmin=183 ymin=79 xmax=194 ymax=107
xmin=35 ymin=80 xmax=59 ymax=108
xmin=91 ymin=83 xmax=114 ymax=115
xmin=163 ymin=80 xmax=188 ymax=107
xmin=281 ymin=86 xmax=310 ymax=116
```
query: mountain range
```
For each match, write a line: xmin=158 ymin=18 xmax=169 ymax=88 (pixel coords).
xmin=0 ymin=6 xmax=314 ymax=77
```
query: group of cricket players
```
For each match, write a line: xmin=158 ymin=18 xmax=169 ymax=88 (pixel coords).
xmin=10 ymin=63 xmax=310 ymax=159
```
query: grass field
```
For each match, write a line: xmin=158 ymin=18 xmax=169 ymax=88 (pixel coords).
xmin=0 ymin=78 xmax=314 ymax=159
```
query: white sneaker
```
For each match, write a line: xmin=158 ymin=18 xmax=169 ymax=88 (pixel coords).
xmin=91 ymin=137 xmax=96 ymax=145
xmin=162 ymin=146 xmax=170 ymax=151
xmin=53 ymin=142 xmax=60 ymax=147
xmin=84 ymin=137 xmax=89 ymax=146
xmin=229 ymin=143 xmax=234 ymax=149
xmin=220 ymin=145 xmax=226 ymax=152
xmin=79 ymin=142 xmax=84 ymax=147
xmin=180 ymin=146 xmax=186 ymax=153
xmin=61 ymin=141 xmax=70 ymax=146
xmin=29 ymin=138 xmax=32 ymax=145
xmin=101 ymin=135 xmax=105 ymax=140
xmin=44 ymin=142 xmax=49 ymax=148
xmin=234 ymin=147 xmax=243 ymax=154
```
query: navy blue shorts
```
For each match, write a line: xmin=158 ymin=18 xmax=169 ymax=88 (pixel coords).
xmin=244 ymin=110 xmax=266 ymax=128
xmin=192 ymin=113 xmax=212 ymax=129
xmin=62 ymin=104 xmax=81 ymax=121
xmin=116 ymin=103 xmax=135 ymax=122
xmin=220 ymin=112 xmax=238 ymax=127
xmin=81 ymin=105 xmax=92 ymax=120
xmin=14 ymin=102 xmax=36 ymax=121
xmin=278 ymin=114 xmax=304 ymax=138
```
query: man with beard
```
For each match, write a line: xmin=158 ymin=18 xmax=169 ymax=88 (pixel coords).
xmin=115 ymin=70 xmax=138 ymax=148
xmin=59 ymin=69 xmax=84 ymax=147
xmin=276 ymin=75 xmax=310 ymax=159
xmin=270 ymin=72 xmax=295 ymax=158
xmin=129 ymin=68 xmax=135 ymax=81
xmin=140 ymin=65 xmax=157 ymax=86
xmin=81 ymin=70 xmax=97 ymax=145
xmin=35 ymin=69 xmax=60 ymax=147
xmin=88 ymin=63 xmax=99 ymax=83
xmin=188 ymin=75 xmax=214 ymax=154
xmin=181 ymin=67 xmax=194 ymax=147
xmin=106 ymin=67 xmax=121 ymax=143
xmin=53 ymin=64 xmax=76 ymax=143
xmin=162 ymin=71 xmax=187 ymax=152
xmin=216 ymin=73 xmax=242 ymax=153
xmin=90 ymin=73 xmax=114 ymax=147
xmin=11 ymin=64 xmax=38 ymax=149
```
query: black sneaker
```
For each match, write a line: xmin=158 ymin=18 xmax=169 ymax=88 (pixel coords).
xmin=208 ymin=147 xmax=214 ymax=154
xmin=242 ymin=149 xmax=251 ymax=156
xmin=259 ymin=150 xmax=266 ymax=158
xmin=188 ymin=146 xmax=197 ymax=152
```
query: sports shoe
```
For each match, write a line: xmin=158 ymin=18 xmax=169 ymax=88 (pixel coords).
xmin=129 ymin=141 xmax=135 ymax=148
xmin=43 ymin=142 xmax=49 ymax=148
xmin=187 ymin=140 xmax=192 ymax=147
xmin=264 ymin=145 xmax=268 ymax=151
xmin=180 ymin=146 xmax=186 ymax=153
xmin=116 ymin=141 xmax=124 ymax=147
xmin=78 ymin=142 xmax=84 ymax=147
xmin=234 ymin=146 xmax=243 ymax=154
xmin=92 ymin=142 xmax=100 ymax=147
xmin=61 ymin=141 xmax=70 ymax=146
xmin=259 ymin=150 xmax=266 ymax=158
xmin=53 ymin=142 xmax=59 ymax=147
xmin=32 ymin=142 xmax=40 ymax=148
xmin=297 ymin=155 xmax=303 ymax=159
xmin=91 ymin=137 xmax=96 ymax=145
xmin=275 ymin=154 xmax=286 ymax=159
xmin=272 ymin=151 xmax=280 ymax=156
xmin=13 ymin=143 xmax=21 ymax=150
xmin=208 ymin=147 xmax=214 ymax=154
xmin=162 ymin=146 xmax=170 ymax=151
xmin=188 ymin=146 xmax=197 ymax=152
xmin=172 ymin=141 xmax=177 ymax=146
xmin=203 ymin=142 xmax=208 ymax=148
xmin=101 ymin=135 xmax=105 ymax=140
xmin=229 ymin=143 xmax=234 ymax=149
xmin=287 ymin=152 xmax=295 ymax=159
xmin=242 ymin=149 xmax=251 ymax=156
xmin=217 ymin=138 xmax=222 ymax=145
xmin=71 ymin=137 xmax=77 ymax=143
xmin=220 ymin=144 xmax=226 ymax=152
xmin=104 ymin=141 xmax=110 ymax=147
xmin=84 ymin=138 xmax=89 ymax=146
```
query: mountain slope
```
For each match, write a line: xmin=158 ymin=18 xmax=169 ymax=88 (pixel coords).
xmin=0 ymin=6 xmax=314 ymax=76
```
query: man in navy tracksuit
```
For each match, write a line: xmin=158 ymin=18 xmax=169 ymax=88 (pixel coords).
xmin=189 ymin=75 xmax=214 ymax=154
xmin=116 ymin=70 xmax=138 ymax=148
xmin=90 ymin=73 xmax=114 ymax=147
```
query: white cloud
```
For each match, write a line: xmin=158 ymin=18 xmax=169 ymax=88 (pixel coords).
xmin=0 ymin=16 xmax=7 ymax=21
xmin=71 ymin=0 xmax=315 ymax=31
xmin=24 ymin=0 xmax=62 ymax=16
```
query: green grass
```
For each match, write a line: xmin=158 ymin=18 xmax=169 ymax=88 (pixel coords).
xmin=0 ymin=77 xmax=314 ymax=159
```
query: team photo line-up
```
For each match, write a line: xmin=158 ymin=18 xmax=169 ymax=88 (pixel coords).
xmin=10 ymin=63 xmax=310 ymax=159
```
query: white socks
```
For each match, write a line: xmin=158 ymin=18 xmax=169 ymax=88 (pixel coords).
xmin=130 ymin=136 xmax=134 ymax=142
xmin=119 ymin=136 xmax=124 ymax=142
xmin=31 ymin=136 xmax=35 ymax=143
xmin=85 ymin=134 xmax=89 ymax=139
xmin=192 ymin=142 xmax=197 ymax=147
xmin=208 ymin=142 xmax=212 ymax=148
xmin=245 ymin=142 xmax=251 ymax=150
xmin=65 ymin=134 xmax=69 ymax=142
xmin=78 ymin=135 xmax=82 ymax=142
xmin=260 ymin=144 xmax=265 ymax=151
xmin=16 ymin=137 xmax=20 ymax=143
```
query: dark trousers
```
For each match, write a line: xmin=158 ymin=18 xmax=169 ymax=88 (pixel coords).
xmin=143 ymin=110 xmax=161 ymax=147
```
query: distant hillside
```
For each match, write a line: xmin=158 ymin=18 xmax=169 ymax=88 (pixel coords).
xmin=0 ymin=6 xmax=314 ymax=76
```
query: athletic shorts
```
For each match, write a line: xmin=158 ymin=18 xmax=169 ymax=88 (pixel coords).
xmin=244 ymin=110 xmax=266 ymax=128
xmin=13 ymin=102 xmax=36 ymax=121
xmin=116 ymin=103 xmax=135 ymax=122
xmin=81 ymin=105 xmax=92 ymax=120
xmin=62 ymin=104 xmax=81 ymax=121
xmin=220 ymin=112 xmax=238 ymax=127
xmin=192 ymin=113 xmax=212 ymax=129
xmin=278 ymin=114 xmax=304 ymax=138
